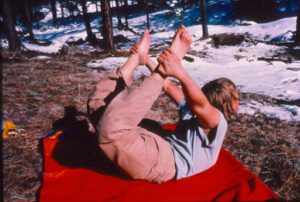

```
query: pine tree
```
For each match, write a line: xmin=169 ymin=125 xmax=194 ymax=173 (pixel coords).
xmin=95 ymin=0 xmax=99 ymax=13
xmin=124 ymin=0 xmax=129 ymax=29
xmin=115 ymin=0 xmax=124 ymax=29
xmin=80 ymin=0 xmax=96 ymax=45
xmin=145 ymin=0 xmax=150 ymax=29
xmin=137 ymin=0 xmax=145 ymax=8
xmin=24 ymin=0 xmax=35 ymax=40
xmin=100 ymin=0 xmax=114 ymax=50
xmin=200 ymin=0 xmax=208 ymax=38
xmin=50 ymin=0 xmax=58 ymax=25
xmin=2 ymin=0 xmax=22 ymax=51
xmin=60 ymin=0 xmax=65 ymax=19
xmin=296 ymin=4 xmax=300 ymax=45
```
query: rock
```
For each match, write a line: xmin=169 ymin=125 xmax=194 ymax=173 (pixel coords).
xmin=183 ymin=55 xmax=194 ymax=62
xmin=114 ymin=35 xmax=129 ymax=43
xmin=59 ymin=45 xmax=69 ymax=54
xmin=66 ymin=37 xmax=85 ymax=46
xmin=212 ymin=33 xmax=245 ymax=47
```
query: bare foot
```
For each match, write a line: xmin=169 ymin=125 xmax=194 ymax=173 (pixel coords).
xmin=169 ymin=25 xmax=192 ymax=59
xmin=130 ymin=29 xmax=150 ymax=65
xmin=118 ymin=29 xmax=150 ymax=85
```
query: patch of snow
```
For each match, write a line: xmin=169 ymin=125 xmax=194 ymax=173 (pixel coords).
xmin=87 ymin=1 xmax=97 ymax=13
xmin=86 ymin=58 xmax=125 ymax=71
xmin=1 ymin=38 xmax=9 ymax=48
xmin=40 ymin=7 xmax=52 ymax=23
xmin=33 ymin=56 xmax=52 ymax=60
xmin=239 ymin=101 xmax=300 ymax=122
xmin=23 ymin=41 xmax=61 ymax=53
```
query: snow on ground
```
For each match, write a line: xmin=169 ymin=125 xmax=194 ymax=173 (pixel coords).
xmin=239 ymin=101 xmax=300 ymax=122
xmin=2 ymin=4 xmax=299 ymax=122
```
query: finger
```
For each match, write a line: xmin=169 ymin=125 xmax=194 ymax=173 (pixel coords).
xmin=187 ymin=34 xmax=192 ymax=42
xmin=157 ymin=55 xmax=163 ymax=63
xmin=182 ymin=32 xmax=188 ymax=42
xmin=132 ymin=47 xmax=138 ymax=53
xmin=166 ymin=48 xmax=173 ymax=54
xmin=159 ymin=53 xmax=166 ymax=60
xmin=130 ymin=49 xmax=137 ymax=54
xmin=160 ymin=51 xmax=168 ymax=57
xmin=132 ymin=45 xmax=137 ymax=50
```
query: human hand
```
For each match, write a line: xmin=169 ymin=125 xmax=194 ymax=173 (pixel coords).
xmin=157 ymin=48 xmax=185 ymax=78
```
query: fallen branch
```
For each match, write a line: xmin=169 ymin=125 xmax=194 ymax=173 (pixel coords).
xmin=257 ymin=57 xmax=293 ymax=64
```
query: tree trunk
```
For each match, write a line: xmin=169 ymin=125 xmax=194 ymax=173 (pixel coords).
xmin=145 ymin=0 xmax=150 ymax=29
xmin=115 ymin=0 xmax=123 ymax=29
xmin=68 ymin=2 xmax=75 ymax=18
xmin=80 ymin=0 xmax=96 ymax=44
xmin=75 ymin=1 xmax=81 ymax=15
xmin=296 ymin=3 xmax=300 ymax=45
xmin=124 ymin=0 xmax=129 ymax=29
xmin=60 ymin=0 xmax=65 ymax=19
xmin=24 ymin=0 xmax=34 ymax=40
xmin=100 ymin=0 xmax=114 ymax=50
xmin=200 ymin=0 xmax=208 ymax=38
xmin=137 ymin=0 xmax=145 ymax=8
xmin=50 ymin=0 xmax=58 ymax=25
xmin=95 ymin=1 xmax=99 ymax=13
xmin=181 ymin=0 xmax=186 ymax=8
xmin=2 ymin=0 xmax=22 ymax=51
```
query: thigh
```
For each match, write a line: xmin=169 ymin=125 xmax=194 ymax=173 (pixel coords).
xmin=100 ymin=127 xmax=176 ymax=183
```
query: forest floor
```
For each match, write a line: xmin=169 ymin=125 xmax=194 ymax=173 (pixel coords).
xmin=2 ymin=49 xmax=300 ymax=201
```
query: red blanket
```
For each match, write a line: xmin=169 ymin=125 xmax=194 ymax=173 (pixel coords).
xmin=40 ymin=131 xmax=279 ymax=202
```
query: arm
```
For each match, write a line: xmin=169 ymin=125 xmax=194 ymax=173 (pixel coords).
xmin=163 ymin=79 xmax=185 ymax=105
xmin=145 ymin=56 xmax=184 ymax=105
xmin=179 ymin=71 xmax=219 ymax=128
xmin=158 ymin=49 xmax=219 ymax=129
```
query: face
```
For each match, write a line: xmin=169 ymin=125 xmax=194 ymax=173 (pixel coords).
xmin=231 ymin=89 xmax=239 ymax=113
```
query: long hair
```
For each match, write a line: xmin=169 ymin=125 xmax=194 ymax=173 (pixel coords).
xmin=202 ymin=78 xmax=237 ymax=120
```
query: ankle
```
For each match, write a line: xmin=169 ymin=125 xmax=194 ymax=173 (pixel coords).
xmin=117 ymin=67 xmax=133 ymax=86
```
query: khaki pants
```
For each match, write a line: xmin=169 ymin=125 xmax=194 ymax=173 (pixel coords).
xmin=88 ymin=71 xmax=176 ymax=183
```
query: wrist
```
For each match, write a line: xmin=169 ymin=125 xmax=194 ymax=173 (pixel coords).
xmin=176 ymin=68 xmax=189 ymax=82
xmin=163 ymin=79 xmax=171 ymax=91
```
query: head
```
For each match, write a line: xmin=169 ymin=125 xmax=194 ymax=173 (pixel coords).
xmin=202 ymin=78 xmax=239 ymax=121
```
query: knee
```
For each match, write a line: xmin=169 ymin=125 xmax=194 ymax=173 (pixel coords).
xmin=97 ymin=115 xmax=114 ymax=142
xmin=97 ymin=111 xmax=126 ymax=142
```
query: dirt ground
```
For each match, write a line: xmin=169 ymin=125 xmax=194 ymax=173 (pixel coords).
xmin=2 ymin=50 xmax=300 ymax=201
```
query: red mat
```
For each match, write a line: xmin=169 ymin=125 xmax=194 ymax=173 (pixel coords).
xmin=40 ymin=131 xmax=279 ymax=202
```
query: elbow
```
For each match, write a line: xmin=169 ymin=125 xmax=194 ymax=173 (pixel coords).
xmin=207 ymin=122 xmax=218 ymax=129
xmin=201 ymin=119 xmax=219 ymax=129
xmin=191 ymin=104 xmax=220 ymax=129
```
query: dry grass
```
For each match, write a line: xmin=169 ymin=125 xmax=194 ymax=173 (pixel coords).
xmin=2 ymin=49 xmax=300 ymax=201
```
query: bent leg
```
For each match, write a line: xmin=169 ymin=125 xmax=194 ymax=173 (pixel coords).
xmin=98 ymin=73 xmax=176 ymax=183
xmin=87 ymin=72 xmax=125 ymax=127
xmin=98 ymin=73 xmax=164 ymax=140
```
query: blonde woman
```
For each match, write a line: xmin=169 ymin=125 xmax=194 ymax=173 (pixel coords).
xmin=88 ymin=25 xmax=239 ymax=183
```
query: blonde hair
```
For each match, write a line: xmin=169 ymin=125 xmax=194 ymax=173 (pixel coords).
xmin=202 ymin=78 xmax=237 ymax=120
